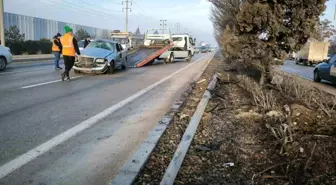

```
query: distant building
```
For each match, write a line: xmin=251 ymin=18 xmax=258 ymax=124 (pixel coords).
xmin=4 ymin=12 xmax=112 ymax=40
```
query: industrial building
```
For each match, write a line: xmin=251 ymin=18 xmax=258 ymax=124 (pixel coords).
xmin=4 ymin=12 xmax=112 ymax=40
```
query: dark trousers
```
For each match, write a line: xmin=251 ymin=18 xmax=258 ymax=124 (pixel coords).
xmin=63 ymin=55 xmax=75 ymax=78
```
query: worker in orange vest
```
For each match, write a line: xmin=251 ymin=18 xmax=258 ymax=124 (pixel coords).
xmin=60 ymin=26 xmax=81 ymax=81
xmin=52 ymin=33 xmax=62 ymax=69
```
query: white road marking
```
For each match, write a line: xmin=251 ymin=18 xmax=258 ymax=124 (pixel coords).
xmin=20 ymin=76 xmax=83 ymax=89
xmin=0 ymin=68 xmax=50 ymax=75
xmin=0 ymin=53 xmax=215 ymax=180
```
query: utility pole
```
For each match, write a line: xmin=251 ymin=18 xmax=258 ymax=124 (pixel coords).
xmin=175 ymin=23 xmax=180 ymax=34
xmin=122 ymin=0 xmax=132 ymax=33
xmin=0 ymin=0 xmax=5 ymax=46
xmin=334 ymin=3 xmax=336 ymax=20
xmin=160 ymin=20 xmax=167 ymax=33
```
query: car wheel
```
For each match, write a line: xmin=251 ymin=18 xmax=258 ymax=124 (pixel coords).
xmin=108 ymin=61 xmax=115 ymax=74
xmin=303 ymin=60 xmax=308 ymax=66
xmin=313 ymin=70 xmax=321 ymax=82
xmin=0 ymin=57 xmax=7 ymax=71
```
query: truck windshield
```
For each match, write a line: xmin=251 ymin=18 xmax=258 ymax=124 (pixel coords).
xmin=173 ymin=37 xmax=183 ymax=41
xmin=112 ymin=38 xmax=128 ymax=44
xmin=147 ymin=29 xmax=170 ymax=35
xmin=87 ymin=41 xmax=115 ymax=51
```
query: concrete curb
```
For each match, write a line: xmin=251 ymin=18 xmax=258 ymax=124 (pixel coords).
xmin=110 ymin=53 xmax=215 ymax=185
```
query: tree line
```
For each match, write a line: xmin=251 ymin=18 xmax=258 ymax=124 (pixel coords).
xmin=4 ymin=25 xmax=91 ymax=55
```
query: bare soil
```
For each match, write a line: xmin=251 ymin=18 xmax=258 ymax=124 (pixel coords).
xmin=133 ymin=53 xmax=336 ymax=185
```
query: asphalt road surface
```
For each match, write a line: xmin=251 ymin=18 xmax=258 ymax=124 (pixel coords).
xmin=0 ymin=52 xmax=214 ymax=185
xmin=279 ymin=60 xmax=336 ymax=95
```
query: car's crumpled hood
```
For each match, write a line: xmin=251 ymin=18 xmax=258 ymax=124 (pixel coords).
xmin=81 ymin=47 xmax=113 ymax=59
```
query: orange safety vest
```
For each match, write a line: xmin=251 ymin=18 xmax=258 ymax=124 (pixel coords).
xmin=60 ymin=33 xmax=75 ymax=56
xmin=52 ymin=39 xmax=60 ymax=52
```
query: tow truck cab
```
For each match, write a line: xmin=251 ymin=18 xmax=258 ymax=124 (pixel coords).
xmin=167 ymin=34 xmax=196 ymax=59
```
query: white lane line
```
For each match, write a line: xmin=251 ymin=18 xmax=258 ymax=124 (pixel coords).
xmin=0 ymin=68 xmax=51 ymax=75
xmin=20 ymin=76 xmax=83 ymax=89
xmin=0 ymin=53 xmax=214 ymax=180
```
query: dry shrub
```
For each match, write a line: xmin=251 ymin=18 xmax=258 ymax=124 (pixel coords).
xmin=271 ymin=69 xmax=336 ymax=117
xmin=237 ymin=75 xmax=277 ymax=111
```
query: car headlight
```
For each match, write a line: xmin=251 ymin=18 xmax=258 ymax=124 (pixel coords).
xmin=95 ymin=58 xmax=106 ymax=64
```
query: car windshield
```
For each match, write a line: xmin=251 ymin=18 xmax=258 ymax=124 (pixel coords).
xmin=86 ymin=41 xmax=115 ymax=51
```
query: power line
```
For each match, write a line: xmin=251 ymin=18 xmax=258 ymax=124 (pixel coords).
xmin=132 ymin=0 xmax=158 ymax=21
xmin=80 ymin=0 xmax=123 ymax=13
xmin=41 ymin=0 xmax=123 ymax=20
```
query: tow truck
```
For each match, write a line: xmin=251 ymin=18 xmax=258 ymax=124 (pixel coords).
xmin=160 ymin=33 xmax=196 ymax=62
xmin=127 ymin=28 xmax=175 ymax=67
xmin=111 ymin=30 xmax=132 ymax=51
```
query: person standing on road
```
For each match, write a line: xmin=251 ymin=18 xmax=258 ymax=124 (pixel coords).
xmin=84 ymin=35 xmax=91 ymax=48
xmin=60 ymin=26 xmax=81 ymax=82
xmin=52 ymin=33 xmax=62 ymax=69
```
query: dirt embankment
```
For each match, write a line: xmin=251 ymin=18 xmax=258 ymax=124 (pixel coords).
xmin=134 ymin=52 xmax=336 ymax=185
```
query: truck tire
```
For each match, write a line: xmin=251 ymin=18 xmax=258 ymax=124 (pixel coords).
xmin=186 ymin=51 xmax=192 ymax=62
xmin=108 ymin=61 xmax=115 ymax=74
xmin=303 ymin=60 xmax=308 ymax=66
xmin=169 ymin=53 xmax=175 ymax=63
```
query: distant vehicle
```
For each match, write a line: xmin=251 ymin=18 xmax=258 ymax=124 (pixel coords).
xmin=313 ymin=54 xmax=336 ymax=84
xmin=111 ymin=31 xmax=133 ymax=51
xmin=194 ymin=47 xmax=200 ymax=54
xmin=200 ymin=45 xmax=209 ymax=53
xmin=78 ymin=39 xmax=95 ymax=51
xmin=0 ymin=45 xmax=12 ymax=71
xmin=295 ymin=42 xmax=329 ymax=66
xmin=73 ymin=39 xmax=127 ymax=74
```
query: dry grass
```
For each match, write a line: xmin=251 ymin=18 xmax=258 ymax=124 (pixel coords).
xmin=271 ymin=70 xmax=336 ymax=117
xmin=237 ymin=75 xmax=278 ymax=112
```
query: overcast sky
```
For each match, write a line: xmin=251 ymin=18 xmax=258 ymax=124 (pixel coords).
xmin=4 ymin=0 xmax=216 ymax=45
xmin=4 ymin=0 xmax=336 ymax=46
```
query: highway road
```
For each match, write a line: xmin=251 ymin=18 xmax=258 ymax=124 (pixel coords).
xmin=0 ymin=53 xmax=214 ymax=185
xmin=279 ymin=60 xmax=336 ymax=95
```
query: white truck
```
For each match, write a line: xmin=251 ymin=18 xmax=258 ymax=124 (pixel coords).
xmin=295 ymin=41 xmax=329 ymax=66
xmin=160 ymin=33 xmax=196 ymax=62
xmin=111 ymin=31 xmax=132 ymax=51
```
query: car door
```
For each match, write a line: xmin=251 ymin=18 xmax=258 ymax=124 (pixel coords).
xmin=115 ymin=43 xmax=122 ymax=67
xmin=118 ymin=43 xmax=127 ymax=65
xmin=319 ymin=55 xmax=336 ymax=81
xmin=329 ymin=56 xmax=336 ymax=82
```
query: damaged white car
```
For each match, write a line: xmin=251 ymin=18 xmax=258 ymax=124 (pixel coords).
xmin=74 ymin=39 xmax=127 ymax=74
